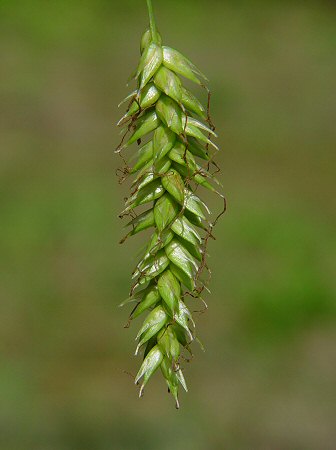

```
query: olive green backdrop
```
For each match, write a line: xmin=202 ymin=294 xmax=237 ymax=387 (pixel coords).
xmin=1 ymin=0 xmax=335 ymax=449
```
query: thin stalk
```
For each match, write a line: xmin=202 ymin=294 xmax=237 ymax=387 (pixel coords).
xmin=146 ymin=0 xmax=159 ymax=43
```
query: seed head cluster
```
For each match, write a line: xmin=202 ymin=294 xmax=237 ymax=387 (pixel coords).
xmin=116 ymin=1 xmax=224 ymax=408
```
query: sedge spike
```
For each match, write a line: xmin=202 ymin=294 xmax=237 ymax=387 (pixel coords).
xmin=116 ymin=0 xmax=224 ymax=408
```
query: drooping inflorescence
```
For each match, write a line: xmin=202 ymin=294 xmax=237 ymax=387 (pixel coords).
xmin=116 ymin=0 xmax=225 ymax=408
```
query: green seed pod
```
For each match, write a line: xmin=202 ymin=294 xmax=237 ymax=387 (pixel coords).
xmin=161 ymin=169 xmax=185 ymax=204
xmin=136 ymin=304 xmax=167 ymax=338
xmin=154 ymin=66 xmax=183 ymax=103
xmin=170 ymin=262 xmax=195 ymax=292
xmin=156 ymin=95 xmax=183 ymax=134
xmin=125 ymin=179 xmax=165 ymax=209
xmin=141 ymin=29 xmax=152 ymax=53
xmin=187 ymin=137 xmax=211 ymax=160
xmin=141 ymin=28 xmax=162 ymax=54
xmin=184 ymin=190 xmax=209 ymax=219
xmin=184 ymin=116 xmax=217 ymax=138
xmin=127 ymin=109 xmax=160 ymax=146
xmin=131 ymin=285 xmax=161 ymax=319
xmin=172 ymin=162 xmax=218 ymax=194
xmin=119 ymin=83 xmax=161 ymax=124
xmin=143 ymin=335 xmax=158 ymax=358
xmin=184 ymin=209 xmax=208 ymax=230
xmin=158 ymin=326 xmax=180 ymax=360
xmin=130 ymin=141 xmax=154 ymax=174
xmin=133 ymin=156 xmax=171 ymax=191
xmin=165 ymin=239 xmax=198 ymax=281
xmin=171 ymin=215 xmax=202 ymax=245
xmin=126 ymin=208 xmax=155 ymax=236
xmin=161 ymin=354 xmax=188 ymax=407
xmin=162 ymin=46 xmax=203 ymax=85
xmin=177 ymin=237 xmax=203 ymax=262
xmin=154 ymin=193 xmax=179 ymax=232
xmin=133 ymin=249 xmax=170 ymax=285
xmin=176 ymin=368 xmax=188 ymax=392
xmin=143 ymin=228 xmax=174 ymax=261
xmin=181 ymin=86 xmax=207 ymax=118
xmin=168 ymin=141 xmax=197 ymax=172
xmin=153 ymin=125 xmax=176 ymax=161
xmin=136 ymin=305 xmax=168 ymax=351
xmin=119 ymin=282 xmax=155 ymax=308
xmin=135 ymin=345 xmax=164 ymax=396
xmin=117 ymin=0 xmax=224 ymax=407
xmin=171 ymin=323 xmax=189 ymax=347
xmin=157 ymin=269 xmax=181 ymax=314
xmin=174 ymin=299 xmax=194 ymax=340
xmin=183 ymin=120 xmax=219 ymax=150
xmin=160 ymin=357 xmax=180 ymax=408
xmin=137 ymin=42 xmax=163 ymax=90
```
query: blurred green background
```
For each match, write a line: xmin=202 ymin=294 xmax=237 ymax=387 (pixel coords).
xmin=1 ymin=0 xmax=336 ymax=449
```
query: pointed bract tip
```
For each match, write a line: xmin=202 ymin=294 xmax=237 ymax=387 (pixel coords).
xmin=114 ymin=144 xmax=126 ymax=154
xmin=117 ymin=115 xmax=127 ymax=127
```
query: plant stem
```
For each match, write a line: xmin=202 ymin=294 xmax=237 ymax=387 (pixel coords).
xmin=146 ymin=0 xmax=159 ymax=43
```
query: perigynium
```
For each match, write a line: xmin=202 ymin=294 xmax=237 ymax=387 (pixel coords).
xmin=116 ymin=0 xmax=225 ymax=408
